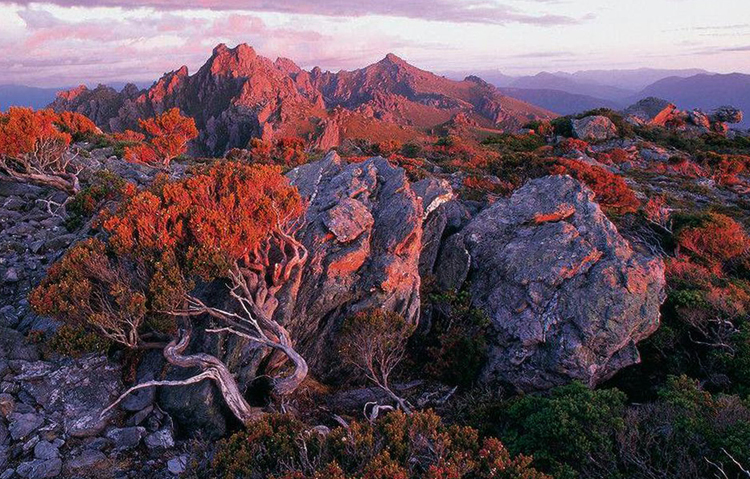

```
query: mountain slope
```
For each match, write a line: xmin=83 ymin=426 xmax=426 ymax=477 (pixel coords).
xmin=0 ymin=85 xmax=61 ymax=110
xmin=50 ymin=45 xmax=555 ymax=156
xmin=509 ymin=72 xmax=634 ymax=102
xmin=635 ymin=73 xmax=750 ymax=127
xmin=499 ymin=87 xmax=621 ymax=116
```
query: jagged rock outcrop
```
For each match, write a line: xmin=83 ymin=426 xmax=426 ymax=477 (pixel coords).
xmin=623 ymin=97 xmax=678 ymax=126
xmin=709 ymin=106 xmax=743 ymax=125
xmin=280 ymin=152 xmax=424 ymax=378
xmin=572 ymin=115 xmax=618 ymax=141
xmin=51 ymin=44 xmax=555 ymax=156
xmin=623 ymin=97 xmax=744 ymax=136
xmin=435 ymin=175 xmax=665 ymax=391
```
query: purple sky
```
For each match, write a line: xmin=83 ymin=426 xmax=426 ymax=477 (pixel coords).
xmin=1 ymin=0 xmax=749 ymax=87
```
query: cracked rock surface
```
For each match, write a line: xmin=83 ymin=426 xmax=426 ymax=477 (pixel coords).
xmin=436 ymin=175 xmax=665 ymax=391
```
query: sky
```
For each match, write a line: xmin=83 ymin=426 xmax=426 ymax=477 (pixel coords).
xmin=0 ymin=0 xmax=749 ymax=87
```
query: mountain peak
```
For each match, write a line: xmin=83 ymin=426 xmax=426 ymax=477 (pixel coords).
xmin=208 ymin=43 xmax=260 ymax=77
xmin=381 ymin=53 xmax=408 ymax=66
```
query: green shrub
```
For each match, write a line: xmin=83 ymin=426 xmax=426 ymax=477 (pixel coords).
xmin=422 ymin=290 xmax=490 ymax=389
xmin=492 ymin=382 xmax=627 ymax=479
xmin=65 ymin=169 xmax=127 ymax=230
xmin=48 ymin=324 xmax=112 ymax=357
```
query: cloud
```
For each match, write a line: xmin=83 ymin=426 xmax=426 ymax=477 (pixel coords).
xmin=3 ymin=0 xmax=581 ymax=25
xmin=0 ymin=7 xmax=432 ymax=85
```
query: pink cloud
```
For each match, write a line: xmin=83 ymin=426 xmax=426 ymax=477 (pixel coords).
xmin=5 ymin=0 xmax=581 ymax=26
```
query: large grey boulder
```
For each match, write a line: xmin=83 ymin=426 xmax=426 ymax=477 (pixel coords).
xmin=572 ymin=115 xmax=618 ymax=141
xmin=281 ymin=152 xmax=424 ymax=378
xmin=435 ymin=175 xmax=665 ymax=391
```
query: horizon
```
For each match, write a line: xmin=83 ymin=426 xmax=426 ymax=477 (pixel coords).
xmin=1 ymin=1 xmax=749 ymax=87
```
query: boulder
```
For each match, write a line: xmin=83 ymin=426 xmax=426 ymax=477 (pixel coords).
xmin=106 ymin=426 xmax=145 ymax=451
xmin=623 ymin=97 xmax=678 ymax=126
xmin=281 ymin=152 xmax=423 ymax=378
xmin=15 ymin=458 xmax=61 ymax=479
xmin=710 ymin=106 xmax=743 ymax=124
xmin=435 ymin=175 xmax=665 ymax=391
xmin=572 ymin=115 xmax=618 ymax=141
xmin=64 ymin=449 xmax=108 ymax=473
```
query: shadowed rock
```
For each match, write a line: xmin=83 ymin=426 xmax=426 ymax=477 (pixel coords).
xmin=435 ymin=175 xmax=665 ymax=391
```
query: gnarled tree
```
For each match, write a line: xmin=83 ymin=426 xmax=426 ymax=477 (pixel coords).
xmin=0 ymin=107 xmax=81 ymax=194
xmin=31 ymin=161 xmax=309 ymax=424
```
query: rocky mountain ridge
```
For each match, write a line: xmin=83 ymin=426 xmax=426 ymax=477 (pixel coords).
xmin=50 ymin=44 xmax=555 ymax=156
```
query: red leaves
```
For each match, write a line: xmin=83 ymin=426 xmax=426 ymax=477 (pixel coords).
xmin=103 ymin=161 xmax=303 ymax=279
xmin=123 ymin=108 xmax=198 ymax=167
xmin=677 ymin=213 xmax=749 ymax=266
xmin=0 ymin=107 xmax=71 ymax=161
xmin=55 ymin=111 xmax=100 ymax=140
xmin=552 ymin=159 xmax=640 ymax=214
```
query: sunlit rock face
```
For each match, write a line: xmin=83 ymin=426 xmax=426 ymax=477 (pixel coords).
xmin=280 ymin=152 xmax=424 ymax=379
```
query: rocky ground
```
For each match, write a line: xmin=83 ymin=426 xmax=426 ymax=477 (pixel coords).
xmin=6 ymin=102 xmax=749 ymax=475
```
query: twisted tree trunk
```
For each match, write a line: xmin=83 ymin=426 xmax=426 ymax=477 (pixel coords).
xmin=102 ymin=328 xmax=264 ymax=424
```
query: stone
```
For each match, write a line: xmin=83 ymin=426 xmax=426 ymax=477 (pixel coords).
xmin=0 ymin=328 xmax=39 ymax=362
xmin=143 ymin=428 xmax=174 ymax=450
xmin=106 ymin=426 xmax=145 ymax=451
xmin=33 ymin=441 xmax=58 ymax=460
xmin=281 ymin=152 xmax=423 ymax=379
xmin=0 ymin=422 xmax=8 ymax=446
xmin=2 ymin=269 xmax=18 ymax=284
xmin=0 ymin=307 xmax=19 ymax=330
xmin=710 ymin=106 xmax=743 ymax=124
xmin=0 ymin=394 xmax=14 ymax=418
xmin=65 ymin=449 xmax=108 ymax=472
xmin=127 ymin=405 xmax=153 ymax=427
xmin=572 ymin=115 xmax=618 ymax=141
xmin=623 ymin=97 xmax=678 ymax=126
xmin=15 ymin=458 xmax=62 ymax=479
xmin=13 ymin=355 xmax=122 ymax=437
xmin=8 ymin=412 xmax=43 ymax=441
xmin=435 ymin=175 xmax=665 ymax=391
xmin=167 ymin=455 xmax=188 ymax=475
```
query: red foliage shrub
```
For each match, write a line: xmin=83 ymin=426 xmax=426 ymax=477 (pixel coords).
xmin=136 ymin=108 xmax=198 ymax=166
xmin=462 ymin=175 xmax=513 ymax=198
xmin=553 ymin=159 xmax=640 ymax=213
xmin=102 ymin=161 xmax=302 ymax=277
xmin=0 ymin=107 xmax=79 ymax=193
xmin=232 ymin=137 xmax=308 ymax=169
xmin=214 ymin=411 xmax=550 ymax=479
xmin=112 ymin=130 xmax=146 ymax=143
xmin=677 ymin=213 xmax=749 ymax=266
xmin=596 ymin=148 xmax=630 ymax=165
xmin=123 ymin=143 xmax=158 ymax=165
xmin=0 ymin=107 xmax=71 ymax=161
xmin=644 ymin=195 xmax=672 ymax=230
xmin=649 ymin=156 xmax=706 ymax=178
xmin=55 ymin=111 xmax=100 ymax=140
xmin=556 ymin=138 xmax=589 ymax=155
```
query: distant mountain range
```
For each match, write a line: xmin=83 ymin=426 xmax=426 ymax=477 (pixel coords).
xmin=0 ymin=85 xmax=62 ymax=110
xmin=4 ymin=60 xmax=749 ymax=135
xmin=636 ymin=73 xmax=750 ymax=127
